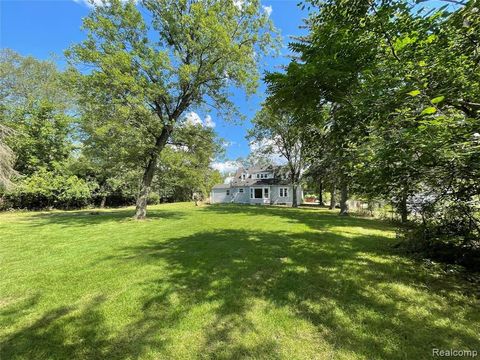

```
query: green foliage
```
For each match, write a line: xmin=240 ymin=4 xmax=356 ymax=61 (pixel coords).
xmin=0 ymin=50 xmax=76 ymax=176
xmin=264 ymin=0 xmax=479 ymax=260
xmin=4 ymin=102 xmax=74 ymax=175
xmin=153 ymin=123 xmax=223 ymax=201
xmin=147 ymin=191 xmax=160 ymax=205
xmin=4 ymin=168 xmax=95 ymax=209
xmin=67 ymin=0 xmax=278 ymax=217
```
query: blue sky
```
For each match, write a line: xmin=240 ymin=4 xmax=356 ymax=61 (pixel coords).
xmin=0 ymin=0 xmax=308 ymax=171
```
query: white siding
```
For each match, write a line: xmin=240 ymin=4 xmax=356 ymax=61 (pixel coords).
xmin=231 ymin=187 xmax=250 ymax=203
xmin=212 ymin=185 xmax=303 ymax=205
xmin=211 ymin=189 xmax=231 ymax=203
xmin=270 ymin=186 xmax=302 ymax=206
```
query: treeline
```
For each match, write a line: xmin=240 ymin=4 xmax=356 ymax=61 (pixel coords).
xmin=1 ymin=0 xmax=276 ymax=217
xmin=252 ymin=0 xmax=479 ymax=268
xmin=0 ymin=50 xmax=223 ymax=210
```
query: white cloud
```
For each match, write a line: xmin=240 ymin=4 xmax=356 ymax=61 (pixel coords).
xmin=249 ymin=138 xmax=274 ymax=153
xmin=221 ymin=140 xmax=236 ymax=148
xmin=262 ymin=5 xmax=272 ymax=17
xmin=211 ymin=160 xmax=241 ymax=174
xmin=73 ymin=0 xmax=136 ymax=7
xmin=249 ymin=138 xmax=287 ymax=165
xmin=204 ymin=115 xmax=216 ymax=128
xmin=167 ymin=144 xmax=189 ymax=152
xmin=182 ymin=112 xmax=216 ymax=128
xmin=184 ymin=111 xmax=203 ymax=126
xmin=233 ymin=0 xmax=244 ymax=10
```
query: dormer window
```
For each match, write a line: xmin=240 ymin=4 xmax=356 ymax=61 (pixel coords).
xmin=241 ymin=174 xmax=246 ymax=180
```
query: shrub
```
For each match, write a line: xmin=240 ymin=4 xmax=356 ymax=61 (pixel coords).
xmin=4 ymin=169 xmax=95 ymax=210
xmin=147 ymin=192 xmax=160 ymax=205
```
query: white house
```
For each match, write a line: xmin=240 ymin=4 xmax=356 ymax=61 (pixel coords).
xmin=210 ymin=166 xmax=303 ymax=206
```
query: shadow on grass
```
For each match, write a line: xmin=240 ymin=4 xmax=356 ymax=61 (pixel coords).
xmin=111 ymin=229 xmax=478 ymax=359
xmin=23 ymin=208 xmax=186 ymax=228
xmin=3 ymin=224 xmax=478 ymax=359
xmin=203 ymin=204 xmax=393 ymax=232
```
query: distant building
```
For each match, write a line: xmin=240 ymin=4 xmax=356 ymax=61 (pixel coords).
xmin=210 ymin=165 xmax=302 ymax=206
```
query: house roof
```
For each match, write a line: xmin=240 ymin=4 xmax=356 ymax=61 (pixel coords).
xmin=212 ymin=165 xmax=292 ymax=189
xmin=212 ymin=183 xmax=231 ymax=189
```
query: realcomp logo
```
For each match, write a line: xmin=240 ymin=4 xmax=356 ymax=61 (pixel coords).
xmin=432 ymin=349 xmax=478 ymax=357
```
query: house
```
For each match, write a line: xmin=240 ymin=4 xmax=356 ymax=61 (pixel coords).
xmin=210 ymin=165 xmax=303 ymax=206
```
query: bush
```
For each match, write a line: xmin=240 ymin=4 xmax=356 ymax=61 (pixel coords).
xmin=399 ymin=199 xmax=480 ymax=271
xmin=3 ymin=169 xmax=96 ymax=210
xmin=147 ymin=192 xmax=160 ymax=205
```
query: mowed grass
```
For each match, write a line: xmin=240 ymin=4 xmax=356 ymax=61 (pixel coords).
xmin=0 ymin=203 xmax=478 ymax=360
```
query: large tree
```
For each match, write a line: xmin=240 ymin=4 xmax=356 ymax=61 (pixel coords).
xmin=264 ymin=0 xmax=479 ymax=260
xmin=0 ymin=50 xmax=76 ymax=176
xmin=250 ymin=106 xmax=308 ymax=207
xmin=264 ymin=0 xmax=380 ymax=215
xmin=68 ymin=0 xmax=277 ymax=219
xmin=0 ymin=125 xmax=16 ymax=189
xmin=153 ymin=120 xmax=223 ymax=202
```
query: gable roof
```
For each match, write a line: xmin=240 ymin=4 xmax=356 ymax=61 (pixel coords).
xmin=212 ymin=183 xmax=231 ymax=189
xmin=211 ymin=165 xmax=291 ymax=189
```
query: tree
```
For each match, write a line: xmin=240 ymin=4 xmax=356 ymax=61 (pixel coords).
xmin=0 ymin=49 xmax=72 ymax=109
xmin=264 ymin=0 xmax=379 ymax=215
xmin=0 ymin=50 xmax=75 ymax=176
xmin=68 ymin=0 xmax=277 ymax=219
xmin=0 ymin=125 xmax=16 ymax=190
xmin=153 ymin=121 xmax=223 ymax=203
xmin=264 ymin=0 xmax=478 ymax=263
xmin=5 ymin=102 xmax=73 ymax=175
xmin=249 ymin=106 xmax=307 ymax=207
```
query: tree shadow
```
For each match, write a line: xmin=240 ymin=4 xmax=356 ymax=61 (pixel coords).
xmin=203 ymin=204 xmax=392 ymax=233
xmin=1 ymin=295 xmax=108 ymax=359
xmin=22 ymin=208 xmax=186 ymax=228
xmin=2 ymin=207 xmax=479 ymax=359
xmin=103 ymin=228 xmax=479 ymax=359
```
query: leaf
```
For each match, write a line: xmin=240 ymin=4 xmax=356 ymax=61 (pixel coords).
xmin=407 ymin=90 xmax=421 ymax=97
xmin=430 ymin=96 xmax=445 ymax=104
xmin=418 ymin=60 xmax=427 ymax=67
xmin=395 ymin=36 xmax=417 ymax=51
xmin=426 ymin=34 xmax=437 ymax=43
xmin=421 ymin=107 xmax=437 ymax=115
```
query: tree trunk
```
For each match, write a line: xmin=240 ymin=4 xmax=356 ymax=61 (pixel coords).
xmin=329 ymin=184 xmax=336 ymax=210
xmin=318 ymin=178 xmax=323 ymax=206
xmin=399 ymin=192 xmax=408 ymax=223
xmin=292 ymin=184 xmax=298 ymax=208
xmin=100 ymin=196 xmax=107 ymax=209
xmin=339 ymin=180 xmax=348 ymax=216
xmin=134 ymin=126 xmax=172 ymax=219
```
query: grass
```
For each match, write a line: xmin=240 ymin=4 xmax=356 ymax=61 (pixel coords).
xmin=0 ymin=203 xmax=478 ymax=359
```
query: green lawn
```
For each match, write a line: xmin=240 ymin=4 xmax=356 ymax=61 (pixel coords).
xmin=0 ymin=203 xmax=478 ymax=359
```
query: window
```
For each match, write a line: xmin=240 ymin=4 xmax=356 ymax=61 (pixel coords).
xmin=239 ymin=188 xmax=244 ymax=193
xmin=241 ymin=174 xmax=246 ymax=180
xmin=226 ymin=189 xmax=230 ymax=196
xmin=250 ymin=187 xmax=268 ymax=199
xmin=256 ymin=174 xmax=260 ymax=179
xmin=279 ymin=188 xmax=288 ymax=197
